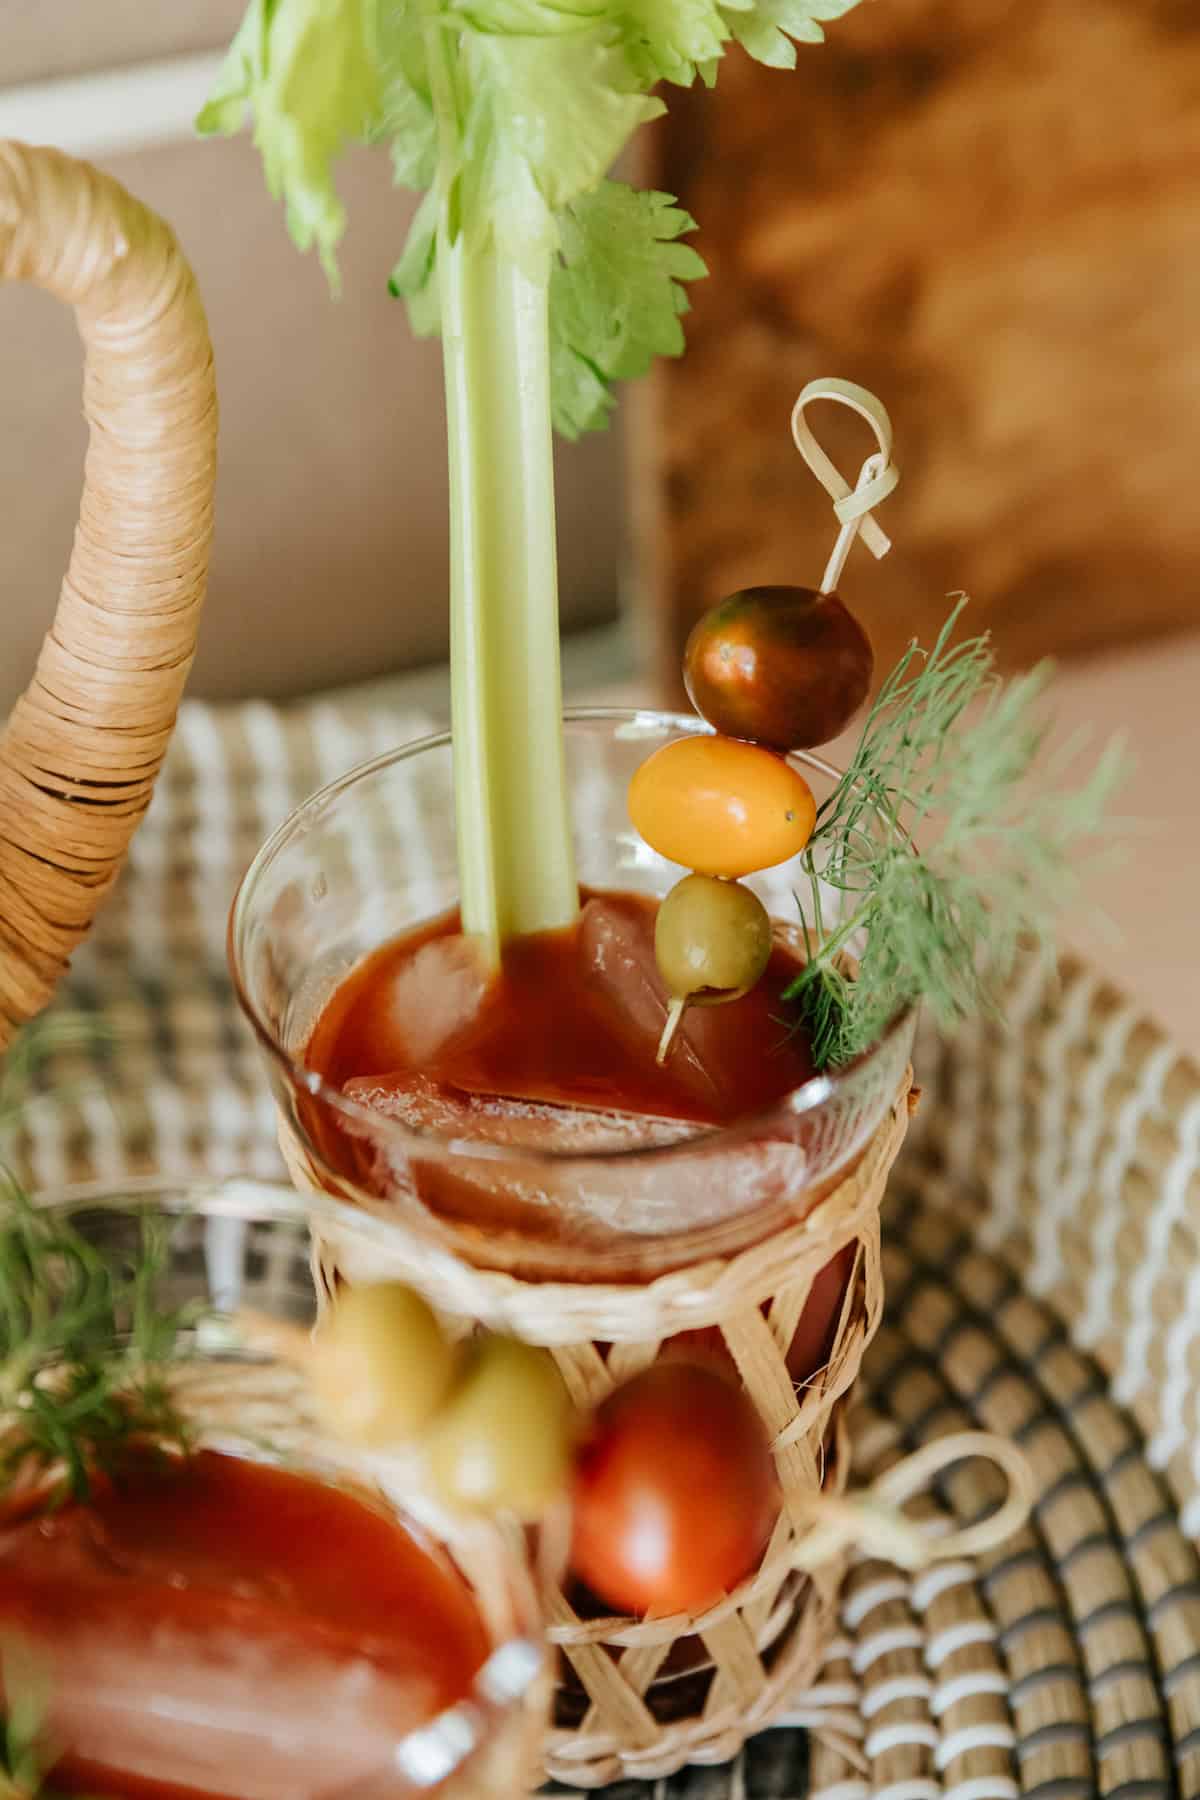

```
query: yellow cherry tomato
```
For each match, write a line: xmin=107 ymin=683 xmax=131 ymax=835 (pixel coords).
xmin=628 ymin=736 xmax=816 ymax=878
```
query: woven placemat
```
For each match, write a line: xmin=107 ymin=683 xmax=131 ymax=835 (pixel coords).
xmin=7 ymin=689 xmax=1200 ymax=1799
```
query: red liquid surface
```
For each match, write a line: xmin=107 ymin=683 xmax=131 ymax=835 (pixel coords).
xmin=308 ymin=890 xmax=815 ymax=1127
xmin=302 ymin=892 xmax=836 ymax=1271
xmin=0 ymin=1450 xmax=489 ymax=1800
xmin=303 ymin=890 xmax=852 ymax=1320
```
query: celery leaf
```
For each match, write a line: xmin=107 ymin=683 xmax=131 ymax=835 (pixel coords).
xmin=197 ymin=0 xmax=380 ymax=284
xmin=388 ymin=93 xmax=438 ymax=190
xmin=549 ymin=181 xmax=706 ymax=438
xmin=616 ymin=0 xmax=736 ymax=87
xmin=375 ymin=8 xmax=437 ymax=188
xmin=723 ymin=0 xmax=860 ymax=70
xmin=205 ymin=0 xmax=861 ymax=404
xmin=392 ymin=178 xmax=706 ymax=433
xmin=388 ymin=187 xmax=441 ymax=336
xmin=449 ymin=0 xmax=609 ymax=33
xmin=458 ymin=34 xmax=663 ymax=277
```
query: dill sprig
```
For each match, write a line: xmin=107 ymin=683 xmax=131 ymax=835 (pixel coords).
xmin=0 ymin=1636 xmax=106 ymax=1800
xmin=785 ymin=600 xmax=1127 ymax=1069
xmin=0 ymin=1015 xmax=110 ymax=1125
xmin=0 ymin=1014 xmax=191 ymax=1505
xmin=0 ymin=1640 xmax=54 ymax=1800
xmin=0 ymin=1184 xmax=191 ymax=1505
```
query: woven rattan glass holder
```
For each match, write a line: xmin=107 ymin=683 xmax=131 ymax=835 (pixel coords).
xmin=230 ymin=710 xmax=918 ymax=1785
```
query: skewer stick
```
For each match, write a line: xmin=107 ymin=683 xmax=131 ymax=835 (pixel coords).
xmin=231 ymin=1306 xmax=314 ymax=1364
xmin=790 ymin=378 xmax=900 ymax=592
xmin=657 ymin=996 xmax=687 ymax=1065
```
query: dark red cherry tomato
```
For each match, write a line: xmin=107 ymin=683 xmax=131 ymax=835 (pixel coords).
xmin=684 ymin=586 xmax=874 ymax=751
xmin=570 ymin=1362 xmax=777 ymax=1617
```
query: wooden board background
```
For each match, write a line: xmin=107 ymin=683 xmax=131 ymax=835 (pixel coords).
xmin=630 ymin=0 xmax=1200 ymax=701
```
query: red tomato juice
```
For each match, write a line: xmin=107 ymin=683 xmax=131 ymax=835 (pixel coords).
xmin=303 ymin=890 xmax=854 ymax=1378
xmin=0 ymin=1450 xmax=489 ymax=1800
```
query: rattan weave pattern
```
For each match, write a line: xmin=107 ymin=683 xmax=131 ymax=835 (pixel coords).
xmin=799 ymin=1182 xmax=1200 ymax=1800
xmin=295 ymin=1093 xmax=908 ymax=1786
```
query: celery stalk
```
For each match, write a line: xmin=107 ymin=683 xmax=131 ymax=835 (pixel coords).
xmin=441 ymin=234 xmax=578 ymax=956
xmin=200 ymin=0 xmax=839 ymax=952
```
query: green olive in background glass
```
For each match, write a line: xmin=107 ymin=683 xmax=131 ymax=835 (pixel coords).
xmin=655 ymin=874 xmax=773 ymax=1006
xmin=310 ymin=1281 xmax=457 ymax=1448
xmin=426 ymin=1336 xmax=576 ymax=1520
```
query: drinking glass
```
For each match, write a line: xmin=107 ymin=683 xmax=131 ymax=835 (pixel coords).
xmin=8 ymin=1177 xmax=546 ymax=1798
xmin=230 ymin=710 xmax=915 ymax=1283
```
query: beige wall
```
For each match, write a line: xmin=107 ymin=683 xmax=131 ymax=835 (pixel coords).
xmin=1 ymin=1 xmax=249 ymax=85
xmin=0 ymin=23 xmax=625 ymax=706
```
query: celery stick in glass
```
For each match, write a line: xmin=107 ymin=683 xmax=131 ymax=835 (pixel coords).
xmin=198 ymin=0 xmax=864 ymax=958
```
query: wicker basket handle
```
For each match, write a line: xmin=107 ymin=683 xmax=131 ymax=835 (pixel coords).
xmin=0 ymin=141 xmax=217 ymax=1048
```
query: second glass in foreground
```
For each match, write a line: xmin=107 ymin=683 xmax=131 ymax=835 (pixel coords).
xmin=0 ymin=1180 xmax=545 ymax=1800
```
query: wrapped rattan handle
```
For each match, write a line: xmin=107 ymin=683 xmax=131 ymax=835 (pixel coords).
xmin=0 ymin=141 xmax=216 ymax=1047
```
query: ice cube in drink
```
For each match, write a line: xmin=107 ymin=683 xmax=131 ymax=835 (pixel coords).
xmin=299 ymin=890 xmax=873 ymax=1286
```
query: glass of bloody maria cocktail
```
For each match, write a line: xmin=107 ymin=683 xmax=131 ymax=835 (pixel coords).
xmin=0 ymin=1179 xmax=545 ymax=1800
xmin=230 ymin=710 xmax=915 ymax=1301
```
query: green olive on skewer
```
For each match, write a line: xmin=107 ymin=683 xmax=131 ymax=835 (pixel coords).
xmin=654 ymin=873 xmax=773 ymax=1063
xmin=425 ymin=1335 xmax=576 ymax=1520
xmin=310 ymin=1282 xmax=459 ymax=1447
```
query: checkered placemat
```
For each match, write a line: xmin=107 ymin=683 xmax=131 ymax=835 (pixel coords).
xmin=3 ymin=691 xmax=435 ymax=1191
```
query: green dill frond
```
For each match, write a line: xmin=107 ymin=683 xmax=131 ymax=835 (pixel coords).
xmin=0 ymin=1013 xmax=112 ymax=1138
xmin=786 ymin=599 xmax=1127 ymax=1069
xmin=0 ymin=1638 xmax=54 ymax=1799
xmin=0 ymin=1186 xmax=191 ymax=1504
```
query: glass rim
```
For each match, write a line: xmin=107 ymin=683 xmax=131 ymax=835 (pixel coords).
xmin=227 ymin=705 xmax=916 ymax=1172
xmin=25 ymin=1171 xmax=319 ymax=1225
xmin=12 ymin=1173 xmax=546 ymax=1793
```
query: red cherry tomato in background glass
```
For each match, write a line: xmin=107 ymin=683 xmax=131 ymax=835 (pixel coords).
xmin=787 ymin=1243 xmax=855 ymax=1386
xmin=663 ymin=1244 xmax=854 ymax=1391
